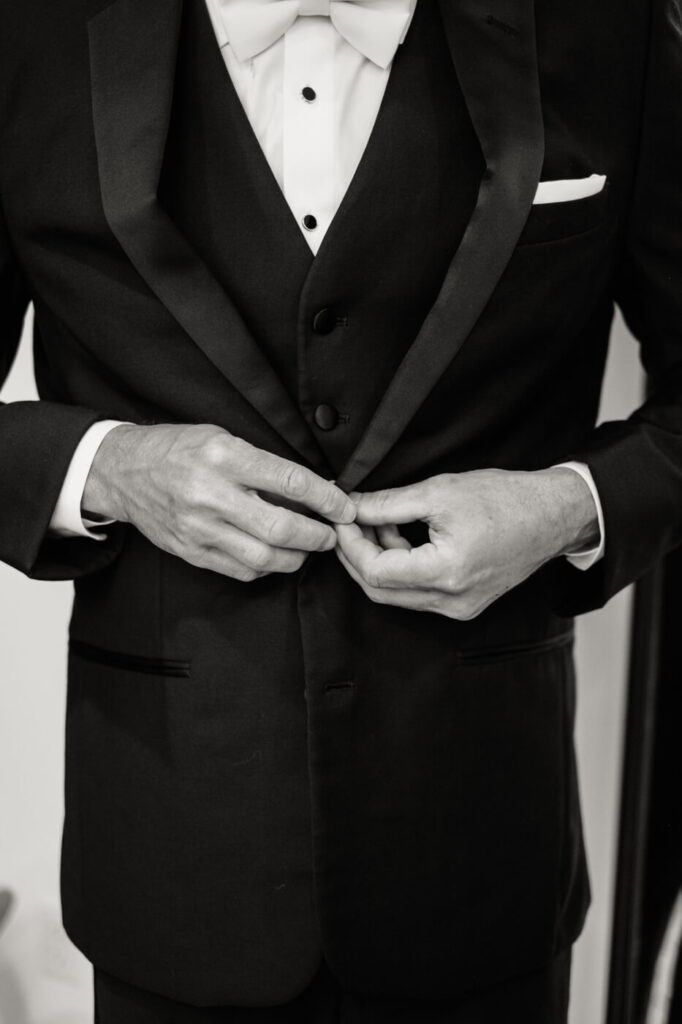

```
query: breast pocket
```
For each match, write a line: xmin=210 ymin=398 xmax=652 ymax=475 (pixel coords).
xmin=517 ymin=178 xmax=611 ymax=246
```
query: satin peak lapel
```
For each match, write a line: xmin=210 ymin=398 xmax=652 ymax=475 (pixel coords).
xmin=337 ymin=0 xmax=545 ymax=491
xmin=88 ymin=0 xmax=325 ymax=470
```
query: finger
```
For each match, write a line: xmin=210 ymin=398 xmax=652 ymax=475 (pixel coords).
xmin=338 ymin=549 xmax=485 ymax=620
xmin=235 ymin=449 xmax=355 ymax=524
xmin=336 ymin=548 xmax=439 ymax=612
xmin=350 ymin=485 xmax=431 ymax=527
xmin=376 ymin=524 xmax=412 ymax=551
xmin=335 ymin=522 xmax=384 ymax=572
xmin=227 ymin=491 xmax=338 ymax=553
xmin=359 ymin=523 xmax=380 ymax=545
xmin=187 ymin=545 xmax=268 ymax=583
xmin=336 ymin=522 xmax=440 ymax=590
xmin=208 ymin=522 xmax=308 ymax=574
xmin=357 ymin=522 xmax=413 ymax=557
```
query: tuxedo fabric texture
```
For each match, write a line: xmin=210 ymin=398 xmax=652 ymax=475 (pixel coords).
xmin=1 ymin=0 xmax=681 ymax=1010
xmin=93 ymin=950 xmax=572 ymax=1023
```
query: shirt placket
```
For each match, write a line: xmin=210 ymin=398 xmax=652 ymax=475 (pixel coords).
xmin=283 ymin=19 xmax=337 ymax=254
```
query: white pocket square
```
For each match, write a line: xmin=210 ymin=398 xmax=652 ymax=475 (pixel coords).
xmin=532 ymin=174 xmax=607 ymax=205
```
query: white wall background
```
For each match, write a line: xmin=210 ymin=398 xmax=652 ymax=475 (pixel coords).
xmin=0 ymin=309 xmax=642 ymax=1023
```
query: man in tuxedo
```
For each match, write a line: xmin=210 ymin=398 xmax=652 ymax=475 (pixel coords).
xmin=1 ymin=0 xmax=681 ymax=1019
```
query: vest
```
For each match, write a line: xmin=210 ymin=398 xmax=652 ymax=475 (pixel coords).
xmin=159 ymin=0 xmax=484 ymax=472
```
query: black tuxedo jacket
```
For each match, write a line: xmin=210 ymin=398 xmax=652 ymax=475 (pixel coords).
xmin=1 ymin=0 xmax=681 ymax=1008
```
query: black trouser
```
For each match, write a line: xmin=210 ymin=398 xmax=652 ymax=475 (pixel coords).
xmin=94 ymin=951 xmax=571 ymax=1024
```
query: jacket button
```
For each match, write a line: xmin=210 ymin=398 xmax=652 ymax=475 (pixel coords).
xmin=314 ymin=404 xmax=339 ymax=431
xmin=312 ymin=308 xmax=336 ymax=335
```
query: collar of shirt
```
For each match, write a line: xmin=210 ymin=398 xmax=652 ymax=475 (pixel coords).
xmin=207 ymin=0 xmax=419 ymax=67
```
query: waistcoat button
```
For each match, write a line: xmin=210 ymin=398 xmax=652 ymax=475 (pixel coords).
xmin=314 ymin=404 xmax=339 ymax=431
xmin=312 ymin=308 xmax=336 ymax=335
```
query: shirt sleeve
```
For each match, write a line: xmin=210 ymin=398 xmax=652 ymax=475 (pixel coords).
xmin=49 ymin=420 xmax=125 ymax=539
xmin=554 ymin=461 xmax=605 ymax=571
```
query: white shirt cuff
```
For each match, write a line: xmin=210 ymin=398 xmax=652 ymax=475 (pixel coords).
xmin=554 ymin=461 xmax=605 ymax=571
xmin=49 ymin=420 xmax=126 ymax=540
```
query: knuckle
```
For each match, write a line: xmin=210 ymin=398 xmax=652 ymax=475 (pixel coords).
xmin=202 ymin=435 xmax=229 ymax=470
xmin=317 ymin=485 xmax=342 ymax=517
xmin=316 ymin=526 xmax=336 ymax=551
xmin=190 ymin=546 xmax=212 ymax=570
xmin=234 ymin=565 xmax=259 ymax=583
xmin=263 ymin=513 xmax=293 ymax=547
xmin=246 ymin=543 xmax=272 ymax=571
xmin=283 ymin=552 xmax=308 ymax=573
xmin=279 ymin=465 xmax=311 ymax=500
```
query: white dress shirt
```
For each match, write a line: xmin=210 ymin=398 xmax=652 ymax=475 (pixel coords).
xmin=49 ymin=0 xmax=605 ymax=568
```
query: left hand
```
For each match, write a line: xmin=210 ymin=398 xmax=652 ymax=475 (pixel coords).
xmin=335 ymin=468 xmax=599 ymax=620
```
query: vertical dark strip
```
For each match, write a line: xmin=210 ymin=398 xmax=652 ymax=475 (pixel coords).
xmin=607 ymin=564 xmax=664 ymax=1024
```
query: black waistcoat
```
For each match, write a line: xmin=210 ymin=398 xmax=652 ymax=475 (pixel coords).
xmin=159 ymin=0 xmax=483 ymax=471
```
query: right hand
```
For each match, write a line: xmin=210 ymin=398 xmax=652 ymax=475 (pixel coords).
xmin=82 ymin=423 xmax=355 ymax=582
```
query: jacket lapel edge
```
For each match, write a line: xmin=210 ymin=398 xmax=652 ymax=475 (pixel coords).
xmin=338 ymin=0 xmax=545 ymax=491
xmin=88 ymin=0 xmax=326 ymax=470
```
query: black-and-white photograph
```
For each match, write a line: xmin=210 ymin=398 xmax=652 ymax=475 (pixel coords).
xmin=1 ymin=0 xmax=681 ymax=1021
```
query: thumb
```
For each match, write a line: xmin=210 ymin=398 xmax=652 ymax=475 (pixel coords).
xmin=350 ymin=484 xmax=430 ymax=526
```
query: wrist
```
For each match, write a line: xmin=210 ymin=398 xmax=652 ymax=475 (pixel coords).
xmin=81 ymin=423 xmax=142 ymax=523
xmin=538 ymin=466 xmax=600 ymax=558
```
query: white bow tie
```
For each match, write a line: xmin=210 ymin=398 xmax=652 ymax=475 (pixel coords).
xmin=219 ymin=0 xmax=415 ymax=69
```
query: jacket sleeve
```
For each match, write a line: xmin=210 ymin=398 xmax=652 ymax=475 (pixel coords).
xmin=0 ymin=200 xmax=125 ymax=580
xmin=548 ymin=0 xmax=682 ymax=616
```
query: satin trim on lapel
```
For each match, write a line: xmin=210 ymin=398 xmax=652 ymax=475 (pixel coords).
xmin=88 ymin=0 xmax=325 ymax=470
xmin=337 ymin=0 xmax=544 ymax=491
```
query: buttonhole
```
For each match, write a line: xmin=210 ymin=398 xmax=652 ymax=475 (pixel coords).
xmin=325 ymin=680 xmax=355 ymax=692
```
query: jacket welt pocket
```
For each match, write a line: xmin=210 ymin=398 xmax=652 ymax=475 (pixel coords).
xmin=69 ymin=639 xmax=191 ymax=678
xmin=517 ymin=182 xmax=610 ymax=246
xmin=454 ymin=630 xmax=574 ymax=667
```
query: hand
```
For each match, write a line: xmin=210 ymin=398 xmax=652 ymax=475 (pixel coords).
xmin=335 ymin=468 xmax=599 ymax=619
xmin=82 ymin=423 xmax=355 ymax=581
